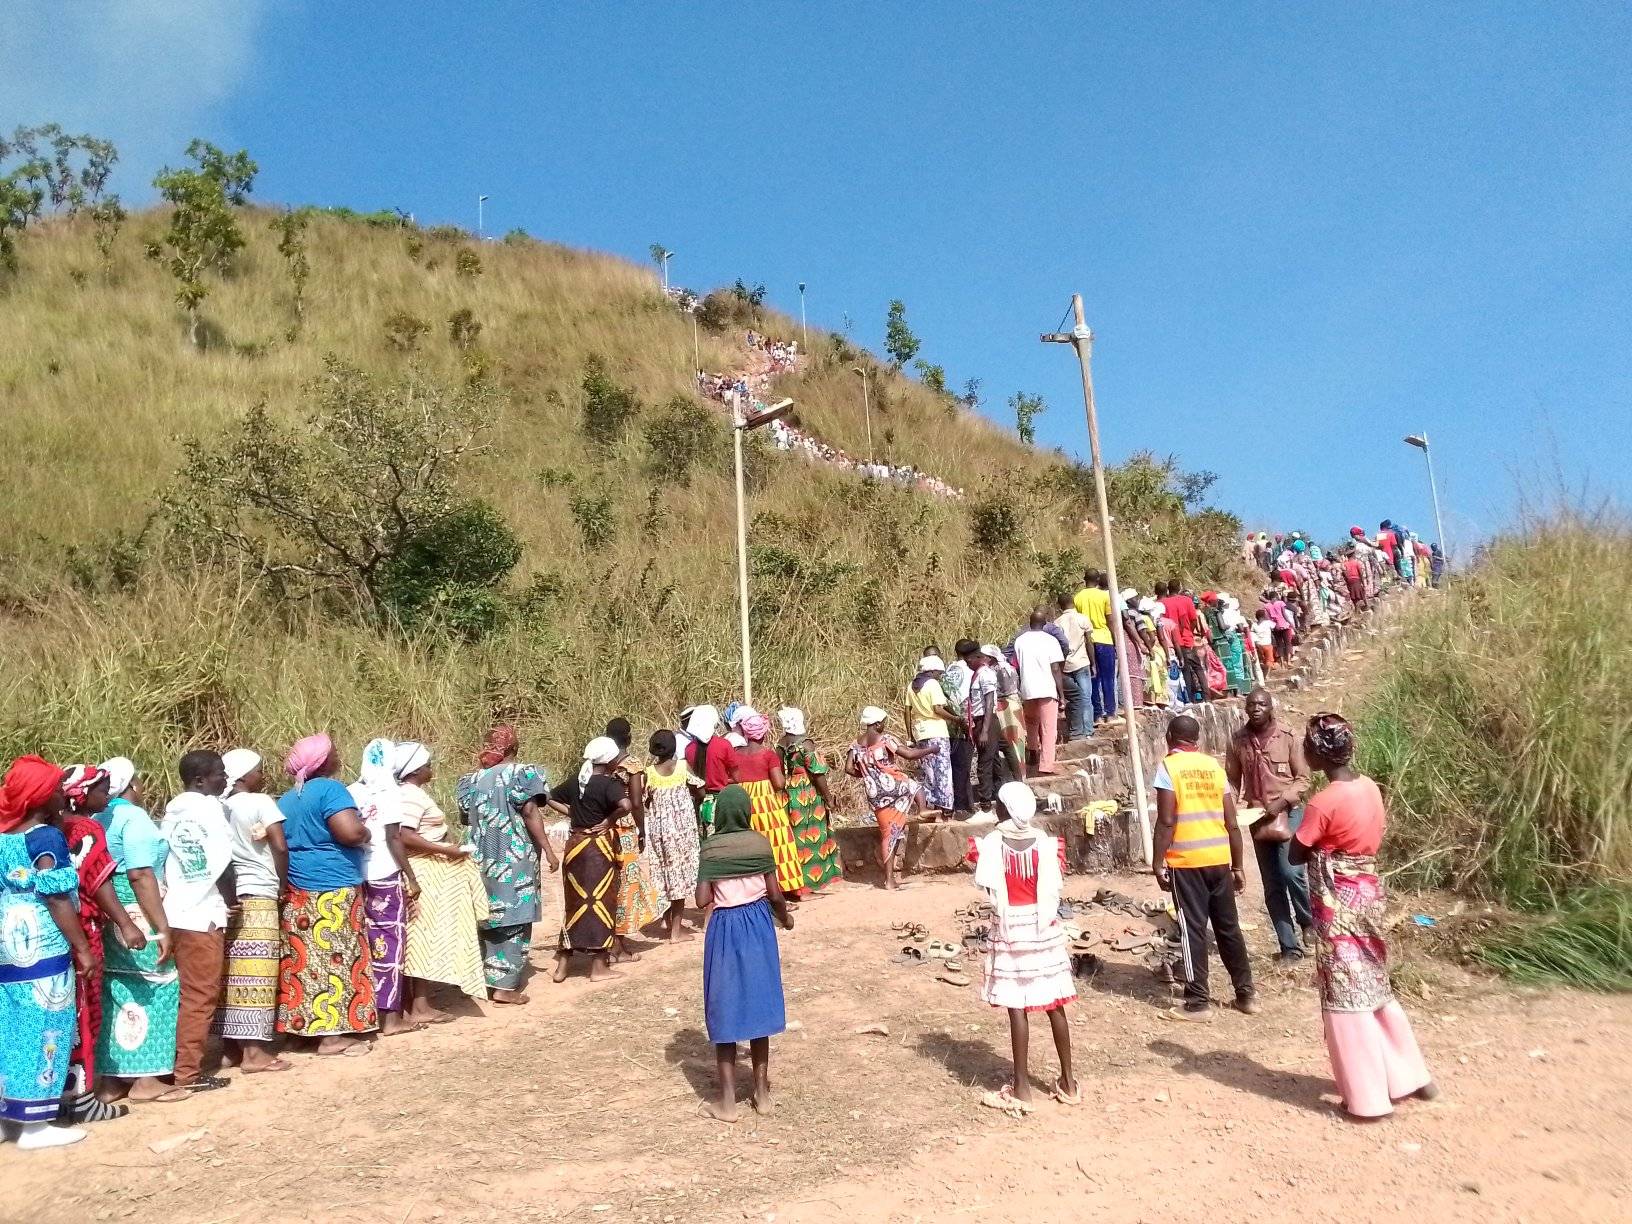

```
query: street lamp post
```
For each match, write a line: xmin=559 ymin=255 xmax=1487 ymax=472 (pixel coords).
xmin=1403 ymin=433 xmax=1448 ymax=563
xmin=1042 ymin=295 xmax=1153 ymax=863
xmin=798 ymin=282 xmax=808 ymax=352
xmin=851 ymin=365 xmax=874 ymax=461
xmin=730 ymin=393 xmax=794 ymax=705
xmin=477 ymin=194 xmax=489 ymax=239
xmin=661 ymin=248 xmax=673 ymax=292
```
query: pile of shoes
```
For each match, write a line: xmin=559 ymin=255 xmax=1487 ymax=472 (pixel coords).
xmin=891 ymin=920 xmax=971 ymax=987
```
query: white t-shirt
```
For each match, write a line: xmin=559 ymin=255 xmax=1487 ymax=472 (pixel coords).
xmin=1013 ymin=629 xmax=1065 ymax=700
xmin=1251 ymin=620 xmax=1274 ymax=647
xmin=160 ymin=792 xmax=233 ymax=932
xmin=223 ymin=792 xmax=285 ymax=900
xmin=349 ymin=781 xmax=405 ymax=883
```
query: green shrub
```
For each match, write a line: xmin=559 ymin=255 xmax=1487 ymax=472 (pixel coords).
xmin=384 ymin=309 xmax=430 ymax=351
xmin=579 ymin=355 xmax=641 ymax=449
xmin=968 ymin=493 xmax=1023 ymax=555
xmin=375 ymin=500 xmax=521 ymax=633
xmin=642 ymin=394 xmax=723 ymax=486
xmin=568 ymin=490 xmax=616 ymax=550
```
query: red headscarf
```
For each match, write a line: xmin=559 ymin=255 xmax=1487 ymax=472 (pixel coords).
xmin=63 ymin=763 xmax=110 ymax=813
xmin=0 ymin=755 xmax=67 ymax=833
xmin=477 ymin=724 xmax=519 ymax=768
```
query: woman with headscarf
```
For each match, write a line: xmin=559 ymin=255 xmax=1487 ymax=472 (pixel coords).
xmin=693 ymin=784 xmax=793 ymax=1123
xmin=52 ymin=765 xmax=145 ymax=1123
xmin=775 ymin=708 xmax=841 ymax=896
xmin=731 ymin=712 xmax=804 ymax=900
xmin=394 ymin=741 xmax=487 ymax=1022
xmin=547 ymin=737 xmax=628 ymax=982
xmin=350 ymin=738 xmax=420 ymax=1037
xmin=683 ymin=705 xmax=738 ymax=836
xmin=643 ymin=730 xmax=703 ymax=942
xmin=457 ymin=725 xmax=556 ymax=1003
xmin=95 ymin=757 xmax=185 ymax=1103
xmin=1217 ymin=595 xmax=1251 ymax=696
xmin=0 ymin=756 xmax=97 ymax=1148
xmin=846 ymin=707 xmax=934 ymax=891
xmin=1137 ymin=600 xmax=1171 ymax=708
xmin=1290 ymin=714 xmax=1437 ymax=1120
xmin=904 ymin=654 xmax=956 ymax=815
xmin=969 ymin=781 xmax=1077 ymax=1116
xmin=1117 ymin=589 xmax=1148 ymax=708
xmin=603 ymin=717 xmax=661 ymax=960
xmin=214 ymin=749 xmax=289 ymax=1074
xmin=275 ymin=733 xmax=377 ymax=1055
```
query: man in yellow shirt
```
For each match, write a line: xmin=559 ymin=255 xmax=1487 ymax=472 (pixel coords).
xmin=1072 ymin=569 xmax=1120 ymax=728
xmin=1152 ymin=714 xmax=1256 ymax=1019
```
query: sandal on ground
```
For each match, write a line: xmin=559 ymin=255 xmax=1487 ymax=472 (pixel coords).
xmin=1069 ymin=935 xmax=1100 ymax=955
xmin=317 ymin=1041 xmax=373 ymax=1057
xmin=927 ymin=940 xmax=957 ymax=960
xmin=130 ymin=1086 xmax=191 ymax=1104
xmin=241 ymin=1058 xmax=293 ymax=1075
xmin=893 ymin=945 xmax=927 ymax=965
xmin=979 ymin=1084 xmax=1035 ymax=1118
xmin=937 ymin=968 xmax=971 ymax=987
xmin=1051 ymin=1077 xmax=1082 ymax=1106
xmin=180 ymin=1075 xmax=231 ymax=1093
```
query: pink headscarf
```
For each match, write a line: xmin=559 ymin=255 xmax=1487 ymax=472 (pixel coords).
xmin=740 ymin=713 xmax=771 ymax=742
xmin=285 ymin=733 xmax=334 ymax=791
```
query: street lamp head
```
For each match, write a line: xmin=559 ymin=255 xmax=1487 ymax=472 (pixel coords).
xmin=478 ymin=194 xmax=490 ymax=203
xmin=740 ymin=397 xmax=794 ymax=431
xmin=1404 ymin=434 xmax=1429 ymax=451
xmin=798 ymin=282 xmax=806 ymax=293
xmin=851 ymin=365 xmax=866 ymax=378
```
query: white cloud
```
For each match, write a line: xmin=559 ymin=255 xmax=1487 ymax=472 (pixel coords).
xmin=0 ymin=0 xmax=270 ymax=196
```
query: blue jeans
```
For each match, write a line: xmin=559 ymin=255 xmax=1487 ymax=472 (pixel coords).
xmin=1090 ymin=643 xmax=1118 ymax=721
xmin=1061 ymin=668 xmax=1092 ymax=739
xmin=1253 ymin=806 xmax=1314 ymax=954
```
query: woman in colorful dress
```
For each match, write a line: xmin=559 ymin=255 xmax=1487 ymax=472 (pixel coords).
xmin=57 ymin=765 xmax=146 ymax=1122
xmin=457 ymin=725 xmax=556 ymax=1004
xmin=846 ymin=707 xmax=934 ymax=891
xmin=604 ymin=718 xmax=661 ymax=960
xmin=775 ymin=707 xmax=841 ymax=895
xmin=1290 ymin=713 xmax=1437 ymax=1120
xmin=214 ymin=749 xmax=289 ymax=1074
xmin=643 ymin=730 xmax=702 ymax=942
xmin=694 ymin=784 xmax=793 ymax=1123
xmin=95 ymin=757 xmax=185 ymax=1104
xmin=969 ymin=781 xmax=1077 ymax=1117
xmin=350 ymin=738 xmax=420 ymax=1037
xmin=1 ymin=756 xmax=95 ymax=1148
xmin=731 ymin=713 xmax=803 ymax=900
xmin=1118 ymin=591 xmax=1148 ymax=708
xmin=904 ymin=655 xmax=956 ymax=816
xmin=548 ymin=738 xmax=625 ymax=982
xmin=394 ymin=741 xmax=488 ymax=1022
xmin=275 ymin=734 xmax=377 ymax=1055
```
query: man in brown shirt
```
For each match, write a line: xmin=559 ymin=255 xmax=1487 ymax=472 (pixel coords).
xmin=1226 ymin=688 xmax=1314 ymax=961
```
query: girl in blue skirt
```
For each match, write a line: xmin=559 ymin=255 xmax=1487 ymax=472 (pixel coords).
xmin=694 ymin=784 xmax=793 ymax=1122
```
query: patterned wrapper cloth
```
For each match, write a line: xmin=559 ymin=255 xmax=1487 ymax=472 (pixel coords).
xmin=364 ymin=872 xmax=407 ymax=1013
xmin=213 ymin=896 xmax=282 ymax=1042
xmin=278 ymin=885 xmax=378 ymax=1036
xmin=560 ymin=827 xmax=617 ymax=955
xmin=98 ymin=873 xmax=179 ymax=1076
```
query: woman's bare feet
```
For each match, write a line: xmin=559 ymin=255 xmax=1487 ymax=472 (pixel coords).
xmin=126 ymin=1076 xmax=189 ymax=1103
xmin=588 ymin=955 xmax=622 ymax=982
xmin=239 ymin=1044 xmax=291 ymax=1074
xmin=700 ymin=1099 xmax=738 ymax=1124
xmin=490 ymin=988 xmax=530 ymax=1005
xmin=316 ymin=1035 xmax=371 ymax=1057
xmin=379 ymin=1013 xmax=427 ymax=1036
xmin=551 ymin=953 xmax=571 ymax=983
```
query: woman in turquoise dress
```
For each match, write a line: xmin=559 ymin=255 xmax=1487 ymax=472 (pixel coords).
xmin=1 ymin=755 xmax=95 ymax=1149
xmin=94 ymin=758 xmax=186 ymax=1105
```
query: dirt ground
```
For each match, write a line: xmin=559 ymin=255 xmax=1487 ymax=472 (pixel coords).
xmin=7 ymin=863 xmax=1631 ymax=1224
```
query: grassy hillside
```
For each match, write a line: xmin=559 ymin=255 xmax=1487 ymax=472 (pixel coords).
xmin=0 ymin=205 xmax=1239 ymax=788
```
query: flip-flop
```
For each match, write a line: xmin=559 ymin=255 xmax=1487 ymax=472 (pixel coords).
xmin=927 ymin=940 xmax=957 ymax=960
xmin=1069 ymin=934 xmax=1100 ymax=955
xmin=979 ymin=1084 xmax=1035 ymax=1118
xmin=938 ymin=968 xmax=971 ymax=987
xmin=318 ymin=1041 xmax=374 ymax=1057
xmin=1051 ymin=1077 xmax=1082 ymax=1106
xmin=242 ymin=1058 xmax=293 ymax=1075
xmin=180 ymin=1075 xmax=232 ymax=1093
xmin=893 ymin=945 xmax=926 ymax=965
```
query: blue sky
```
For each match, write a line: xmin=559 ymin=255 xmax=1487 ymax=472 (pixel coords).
xmin=7 ymin=2 xmax=1629 ymax=549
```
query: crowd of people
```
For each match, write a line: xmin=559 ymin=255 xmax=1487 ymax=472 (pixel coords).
xmin=0 ymin=514 xmax=1445 ymax=1145
xmin=694 ymin=335 xmax=967 ymax=500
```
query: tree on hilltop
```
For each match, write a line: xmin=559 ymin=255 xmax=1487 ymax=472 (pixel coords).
xmin=885 ymin=300 xmax=919 ymax=368
xmin=0 ymin=123 xmax=119 ymax=276
xmin=153 ymin=139 xmax=258 ymax=348
xmin=1010 ymin=391 xmax=1047 ymax=445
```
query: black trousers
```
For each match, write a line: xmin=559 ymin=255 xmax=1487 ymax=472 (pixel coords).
xmin=949 ymin=735 xmax=974 ymax=815
xmin=1170 ymin=864 xmax=1253 ymax=1006
xmin=1179 ymin=645 xmax=1209 ymax=702
xmin=975 ymin=733 xmax=1015 ymax=806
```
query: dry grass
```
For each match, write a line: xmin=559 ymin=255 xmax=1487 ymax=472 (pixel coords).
xmin=0 ymin=208 xmax=1238 ymax=794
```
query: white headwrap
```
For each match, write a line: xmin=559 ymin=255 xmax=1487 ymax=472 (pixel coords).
xmin=998 ymin=780 xmax=1038 ymax=833
xmin=778 ymin=707 xmax=806 ymax=737
xmin=578 ymin=735 xmax=621 ymax=785
xmin=727 ymin=704 xmax=759 ymax=729
xmin=355 ymin=737 xmax=403 ymax=826
xmin=684 ymin=704 xmax=719 ymax=744
xmin=859 ymin=705 xmax=888 ymax=727
xmin=1119 ymin=587 xmax=1138 ymax=605
xmin=222 ymin=748 xmax=261 ymax=794
xmin=393 ymin=740 xmax=431 ymax=781
xmin=101 ymin=756 xmax=136 ymax=799
xmin=973 ymin=781 xmax=1061 ymax=933
xmin=917 ymin=654 xmax=946 ymax=673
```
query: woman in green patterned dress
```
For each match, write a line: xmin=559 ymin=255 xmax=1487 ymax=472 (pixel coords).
xmin=775 ymin=708 xmax=841 ymax=895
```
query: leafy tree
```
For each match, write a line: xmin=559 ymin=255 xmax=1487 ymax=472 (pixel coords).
xmin=152 ymin=139 xmax=258 ymax=347
xmin=884 ymin=299 xmax=920 ymax=368
xmin=374 ymin=500 xmax=520 ymax=636
xmin=90 ymin=195 xmax=125 ymax=282
xmin=643 ymin=394 xmax=723 ymax=487
xmin=502 ymin=227 xmax=531 ymax=245
xmin=968 ymin=492 xmax=1024 ymax=554
xmin=269 ymin=208 xmax=310 ymax=337
xmin=649 ymin=242 xmax=673 ymax=286
xmin=1 ymin=124 xmax=118 ymax=276
xmin=579 ymin=355 xmax=641 ymax=448
xmin=165 ymin=358 xmax=511 ymax=623
xmin=960 ymin=377 xmax=982 ymax=411
xmin=914 ymin=359 xmax=949 ymax=397
xmin=1010 ymin=391 xmax=1047 ymax=445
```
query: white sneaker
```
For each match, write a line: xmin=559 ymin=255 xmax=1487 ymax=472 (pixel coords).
xmin=16 ymin=1122 xmax=88 ymax=1150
